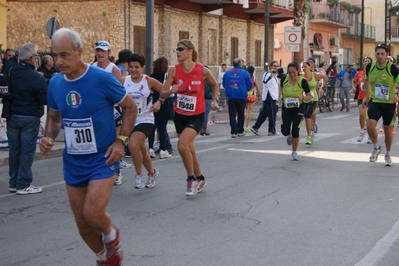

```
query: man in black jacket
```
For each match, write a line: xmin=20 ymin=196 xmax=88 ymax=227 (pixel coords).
xmin=5 ymin=43 xmax=47 ymax=195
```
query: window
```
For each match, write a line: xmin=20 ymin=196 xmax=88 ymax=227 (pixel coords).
xmin=255 ymin=40 xmax=262 ymax=66
xmin=231 ymin=37 xmax=238 ymax=65
xmin=134 ymin=26 xmax=146 ymax=55
xmin=179 ymin=31 xmax=189 ymax=40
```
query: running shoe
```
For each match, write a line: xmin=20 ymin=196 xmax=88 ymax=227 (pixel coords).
xmin=286 ymin=135 xmax=292 ymax=146
xmin=312 ymin=123 xmax=318 ymax=134
xmin=231 ymin=134 xmax=237 ymax=138
xmin=357 ymin=129 xmax=366 ymax=142
xmin=250 ymin=127 xmax=259 ymax=136
xmin=197 ymin=179 xmax=207 ymax=193
xmin=200 ymin=130 xmax=210 ymax=136
xmin=369 ymin=146 xmax=382 ymax=162
xmin=186 ymin=180 xmax=198 ymax=196
xmin=135 ymin=174 xmax=145 ymax=189
xmin=148 ymin=148 xmax=156 ymax=158
xmin=146 ymin=169 xmax=159 ymax=188
xmin=105 ymin=225 xmax=123 ymax=266
xmin=292 ymin=151 xmax=299 ymax=161
xmin=114 ymin=173 xmax=123 ymax=186
xmin=159 ymin=150 xmax=172 ymax=159
xmin=385 ymin=155 xmax=393 ymax=166
xmin=119 ymin=159 xmax=132 ymax=169
xmin=244 ymin=127 xmax=251 ymax=132
xmin=16 ymin=185 xmax=42 ymax=195
xmin=96 ymin=260 xmax=108 ymax=266
xmin=237 ymin=132 xmax=246 ymax=137
xmin=305 ymin=136 xmax=313 ymax=145
xmin=346 ymin=107 xmax=350 ymax=112
xmin=367 ymin=137 xmax=372 ymax=144
xmin=340 ymin=106 xmax=345 ymax=112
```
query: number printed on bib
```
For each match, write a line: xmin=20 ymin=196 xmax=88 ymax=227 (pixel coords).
xmin=64 ymin=117 xmax=97 ymax=155
xmin=136 ymin=102 xmax=143 ymax=115
xmin=177 ymin=94 xmax=197 ymax=112
xmin=374 ymin=83 xmax=389 ymax=100
xmin=284 ymin=97 xmax=300 ymax=108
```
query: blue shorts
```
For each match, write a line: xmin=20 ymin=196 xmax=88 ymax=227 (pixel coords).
xmin=63 ymin=150 xmax=119 ymax=187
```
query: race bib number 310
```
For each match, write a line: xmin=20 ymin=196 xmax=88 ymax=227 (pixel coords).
xmin=64 ymin=117 xmax=98 ymax=155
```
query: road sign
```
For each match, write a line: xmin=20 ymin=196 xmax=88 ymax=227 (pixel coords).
xmin=286 ymin=45 xmax=300 ymax=52
xmin=284 ymin=26 xmax=301 ymax=45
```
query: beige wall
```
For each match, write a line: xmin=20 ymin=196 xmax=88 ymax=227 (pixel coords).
xmin=0 ymin=0 xmax=7 ymax=50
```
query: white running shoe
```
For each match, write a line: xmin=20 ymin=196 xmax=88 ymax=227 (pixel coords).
xmin=135 ymin=174 xmax=145 ymax=189
xmin=186 ymin=180 xmax=198 ymax=196
xmin=291 ymin=151 xmax=299 ymax=161
xmin=17 ymin=185 xmax=42 ymax=195
xmin=385 ymin=155 xmax=393 ymax=166
xmin=357 ymin=129 xmax=366 ymax=142
xmin=159 ymin=150 xmax=172 ymax=159
xmin=119 ymin=159 xmax=132 ymax=169
xmin=114 ymin=173 xmax=123 ymax=186
xmin=146 ymin=169 xmax=159 ymax=188
xmin=369 ymin=146 xmax=382 ymax=162
xmin=148 ymin=148 xmax=156 ymax=158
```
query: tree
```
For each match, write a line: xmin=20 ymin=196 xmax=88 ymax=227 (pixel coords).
xmin=293 ymin=0 xmax=307 ymax=64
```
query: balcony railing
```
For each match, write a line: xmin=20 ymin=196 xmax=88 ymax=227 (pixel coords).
xmin=254 ymin=0 xmax=293 ymax=9
xmin=342 ymin=23 xmax=376 ymax=40
xmin=391 ymin=27 xmax=399 ymax=38
xmin=309 ymin=3 xmax=354 ymax=26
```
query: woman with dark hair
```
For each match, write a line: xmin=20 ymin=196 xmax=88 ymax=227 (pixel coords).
xmin=148 ymin=56 xmax=174 ymax=158
xmin=244 ymin=66 xmax=262 ymax=132
xmin=279 ymin=62 xmax=312 ymax=161
xmin=160 ymin=39 xmax=219 ymax=196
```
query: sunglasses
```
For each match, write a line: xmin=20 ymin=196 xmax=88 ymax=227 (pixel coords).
xmin=176 ymin=47 xmax=187 ymax=52
xmin=96 ymin=41 xmax=109 ymax=47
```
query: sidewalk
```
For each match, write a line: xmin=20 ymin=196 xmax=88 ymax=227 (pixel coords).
xmin=0 ymin=99 xmax=357 ymax=166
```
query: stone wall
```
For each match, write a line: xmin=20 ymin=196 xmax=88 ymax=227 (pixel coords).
xmin=6 ymin=0 xmax=273 ymax=72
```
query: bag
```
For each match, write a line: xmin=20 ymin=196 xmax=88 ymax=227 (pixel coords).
xmin=246 ymin=95 xmax=257 ymax=103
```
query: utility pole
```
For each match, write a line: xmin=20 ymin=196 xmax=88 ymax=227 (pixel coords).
xmin=145 ymin=0 xmax=154 ymax=75
xmin=264 ymin=0 xmax=269 ymax=71
xmin=360 ymin=0 xmax=364 ymax=60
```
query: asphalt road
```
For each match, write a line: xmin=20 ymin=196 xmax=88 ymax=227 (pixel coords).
xmin=2 ymin=108 xmax=399 ymax=266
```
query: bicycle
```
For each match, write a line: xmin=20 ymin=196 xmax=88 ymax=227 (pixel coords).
xmin=318 ymin=85 xmax=335 ymax=113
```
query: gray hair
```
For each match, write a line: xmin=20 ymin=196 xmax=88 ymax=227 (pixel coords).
xmin=18 ymin=43 xmax=37 ymax=61
xmin=52 ymin=28 xmax=82 ymax=50
xmin=233 ymin=58 xmax=243 ymax=67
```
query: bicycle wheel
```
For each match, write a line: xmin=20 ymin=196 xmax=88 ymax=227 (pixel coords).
xmin=318 ymin=96 xmax=327 ymax=113
xmin=328 ymin=96 xmax=335 ymax=112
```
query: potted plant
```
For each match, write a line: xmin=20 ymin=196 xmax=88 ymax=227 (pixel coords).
xmin=327 ymin=0 xmax=339 ymax=7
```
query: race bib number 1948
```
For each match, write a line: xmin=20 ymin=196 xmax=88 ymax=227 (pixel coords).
xmin=176 ymin=94 xmax=197 ymax=112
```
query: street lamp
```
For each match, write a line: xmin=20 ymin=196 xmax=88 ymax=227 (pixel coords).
xmin=264 ymin=0 xmax=269 ymax=71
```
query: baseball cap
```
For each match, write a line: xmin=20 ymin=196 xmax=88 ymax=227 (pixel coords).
xmin=375 ymin=43 xmax=389 ymax=53
xmin=95 ymin=41 xmax=111 ymax=51
xmin=307 ymin=57 xmax=315 ymax=63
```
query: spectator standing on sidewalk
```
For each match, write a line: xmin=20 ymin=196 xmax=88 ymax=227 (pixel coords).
xmin=338 ymin=64 xmax=357 ymax=112
xmin=363 ymin=43 xmax=399 ymax=166
xmin=250 ymin=61 xmax=279 ymax=136
xmin=218 ymin=63 xmax=227 ymax=110
xmin=223 ymin=58 xmax=253 ymax=138
xmin=5 ymin=43 xmax=47 ymax=195
xmin=40 ymin=28 xmax=137 ymax=265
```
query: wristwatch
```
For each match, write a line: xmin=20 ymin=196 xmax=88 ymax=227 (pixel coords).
xmin=117 ymin=135 xmax=129 ymax=146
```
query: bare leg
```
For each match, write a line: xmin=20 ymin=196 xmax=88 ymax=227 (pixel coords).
xmin=177 ymin=127 xmax=199 ymax=176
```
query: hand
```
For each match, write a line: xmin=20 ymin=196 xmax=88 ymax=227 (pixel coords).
xmin=39 ymin=137 xmax=55 ymax=155
xmin=170 ymin=85 xmax=179 ymax=93
xmin=104 ymin=141 xmax=125 ymax=166
xmin=211 ymin=100 xmax=219 ymax=111
xmin=150 ymin=101 xmax=161 ymax=112
xmin=394 ymin=94 xmax=399 ymax=104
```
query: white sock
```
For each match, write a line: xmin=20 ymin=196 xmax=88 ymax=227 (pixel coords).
xmin=373 ymin=143 xmax=379 ymax=150
xmin=96 ymin=247 xmax=107 ymax=261
xmin=386 ymin=151 xmax=390 ymax=156
xmin=103 ymin=227 xmax=117 ymax=243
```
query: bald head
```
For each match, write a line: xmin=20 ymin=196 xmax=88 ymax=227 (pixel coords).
xmin=52 ymin=28 xmax=82 ymax=51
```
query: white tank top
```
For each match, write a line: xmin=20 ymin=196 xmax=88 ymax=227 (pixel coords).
xmin=124 ymin=75 xmax=154 ymax=125
xmin=92 ymin=62 xmax=116 ymax=73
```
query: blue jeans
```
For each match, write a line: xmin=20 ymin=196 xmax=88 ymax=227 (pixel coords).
xmin=202 ymin=99 xmax=213 ymax=131
xmin=227 ymin=99 xmax=246 ymax=134
xmin=7 ymin=115 xmax=40 ymax=189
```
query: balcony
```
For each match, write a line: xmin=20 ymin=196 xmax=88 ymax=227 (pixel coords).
xmin=309 ymin=3 xmax=352 ymax=29
xmin=341 ymin=23 xmax=376 ymax=41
